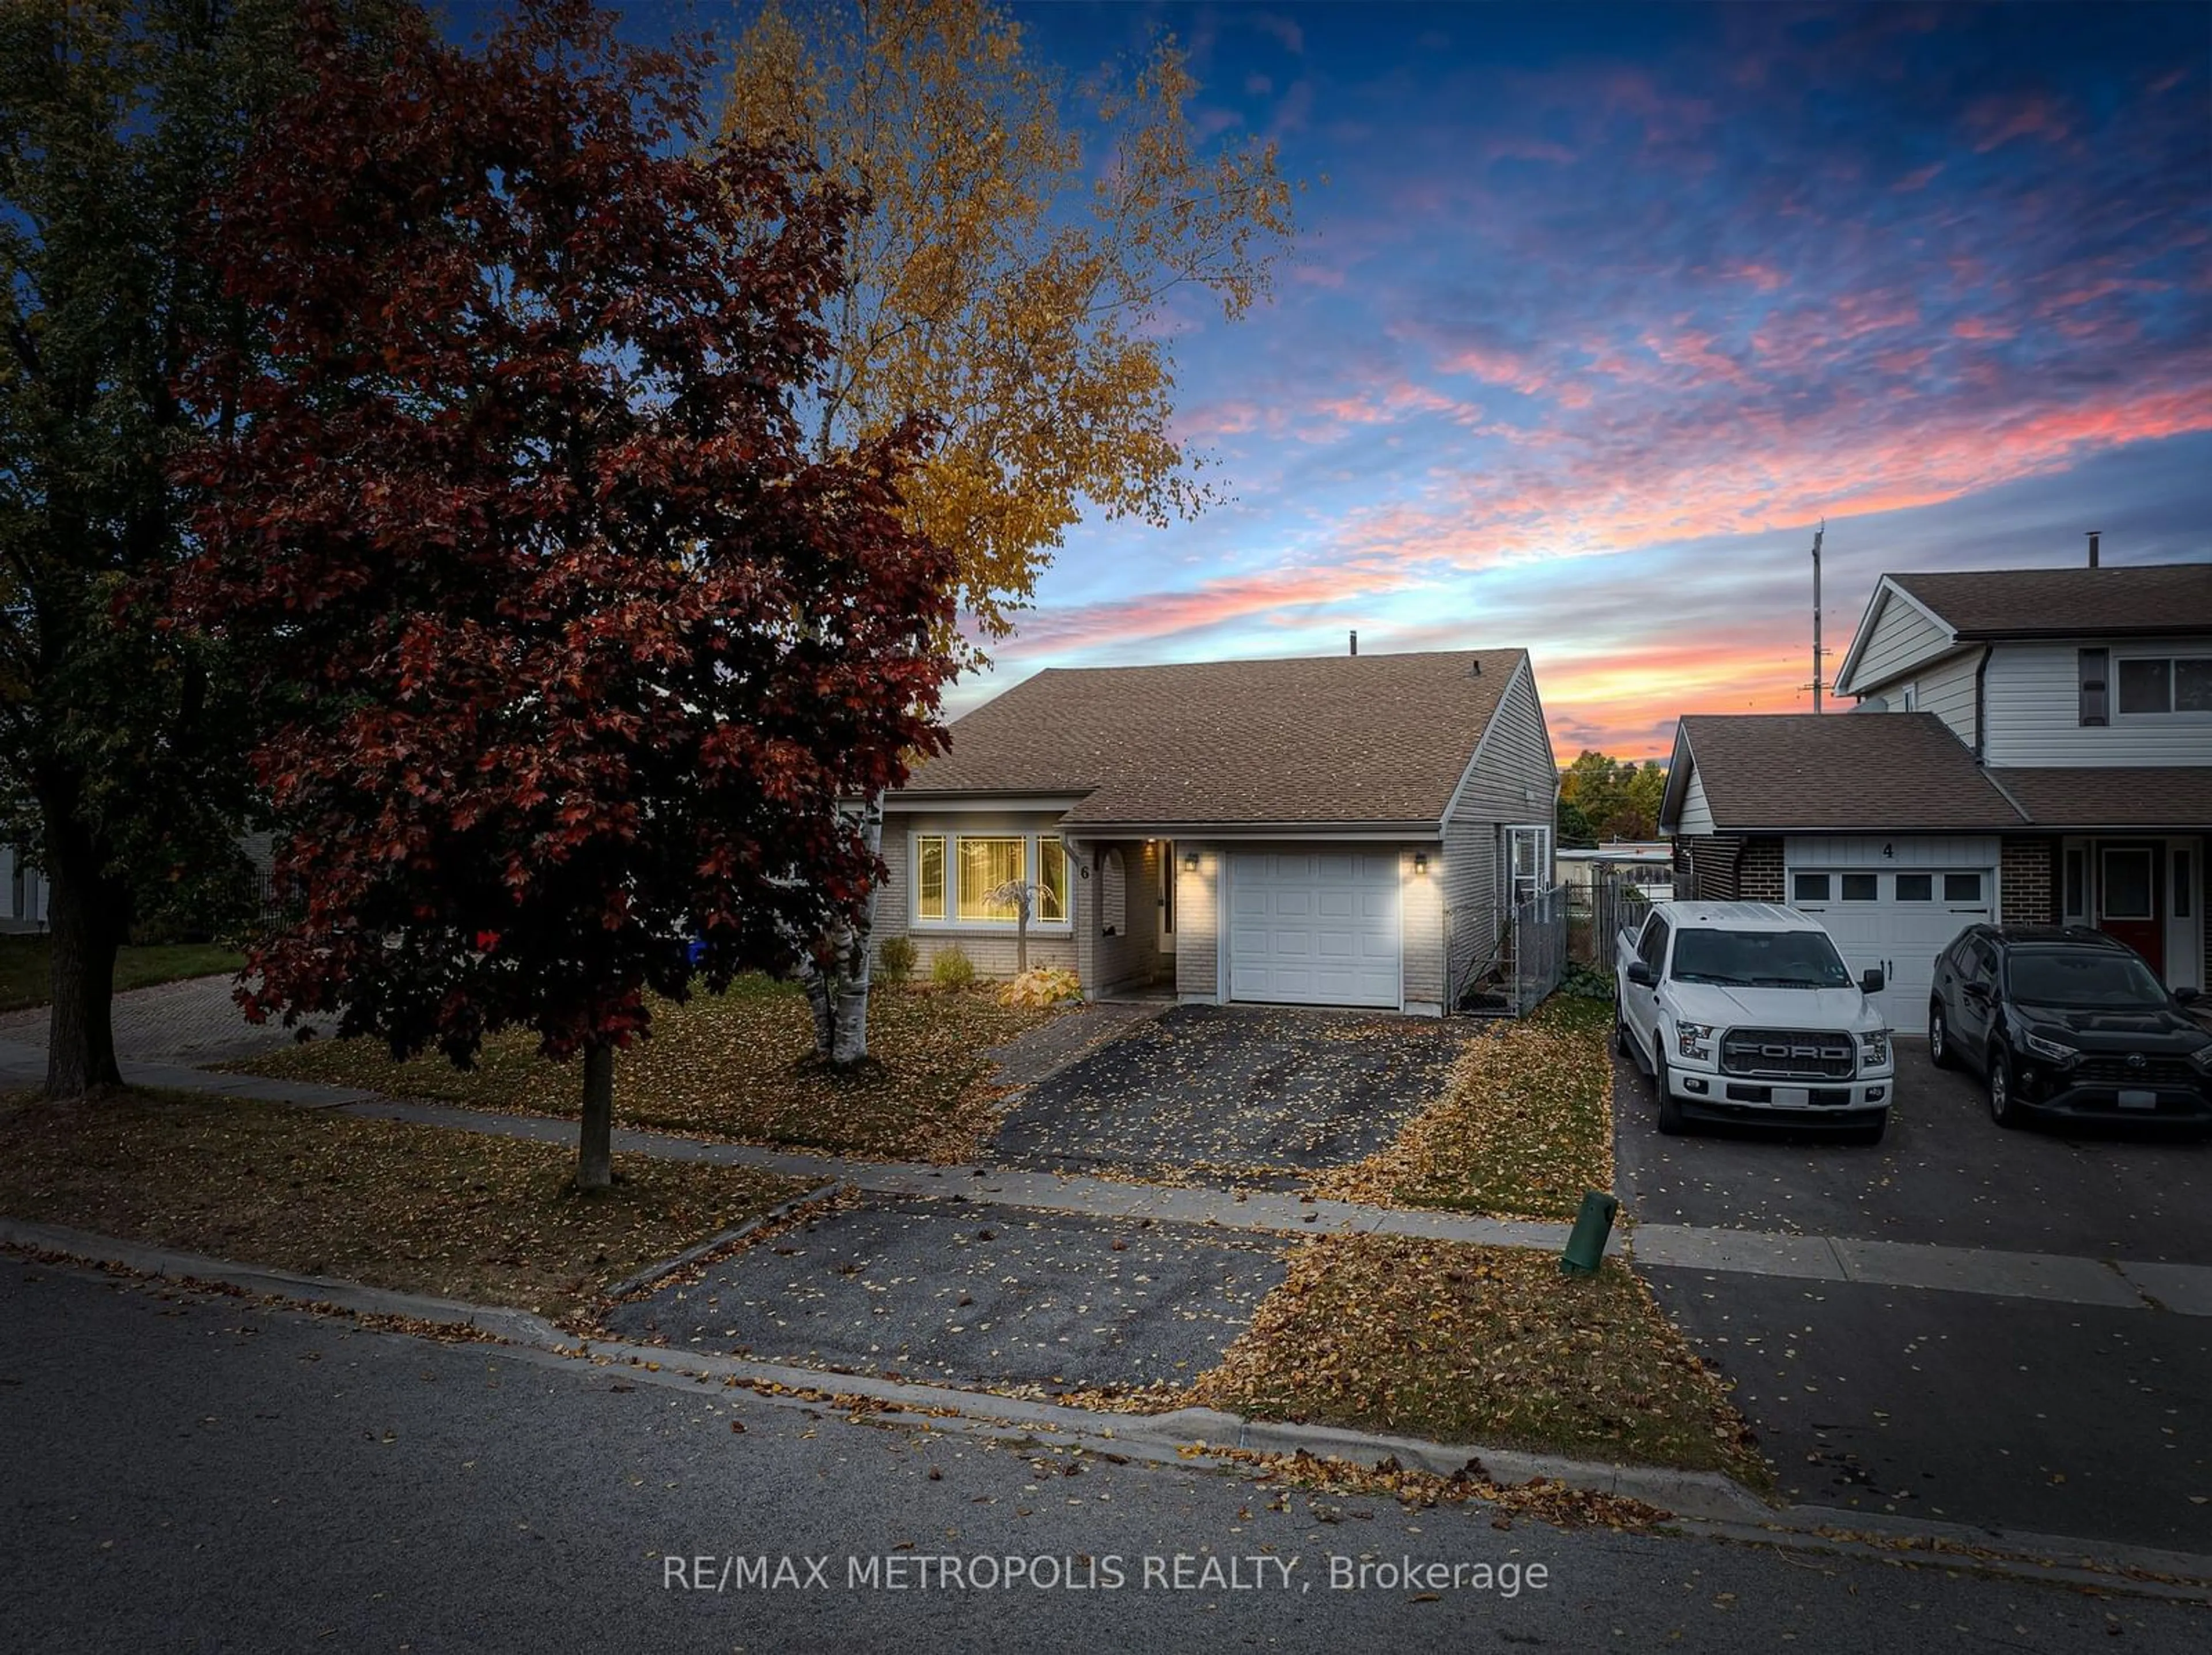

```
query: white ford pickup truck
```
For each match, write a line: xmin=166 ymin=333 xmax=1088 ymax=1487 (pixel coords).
xmin=1616 ymin=900 xmax=1895 ymax=1143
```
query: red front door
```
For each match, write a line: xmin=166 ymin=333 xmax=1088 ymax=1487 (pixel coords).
xmin=2097 ymin=844 xmax=2164 ymax=975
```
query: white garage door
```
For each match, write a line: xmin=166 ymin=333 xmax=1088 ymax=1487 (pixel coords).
xmin=1227 ymin=849 xmax=1401 ymax=1008
xmin=1788 ymin=866 xmax=1991 ymax=1024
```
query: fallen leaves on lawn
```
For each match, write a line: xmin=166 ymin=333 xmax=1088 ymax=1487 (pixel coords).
xmin=225 ymin=979 xmax=1066 ymax=1161
xmin=1189 ymin=1232 xmax=1767 ymax=1486
xmin=0 ymin=1088 xmax=810 ymax=1321
xmin=1310 ymin=997 xmax=1615 ymax=1219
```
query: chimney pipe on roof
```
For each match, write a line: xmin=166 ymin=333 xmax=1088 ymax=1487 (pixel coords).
xmin=2086 ymin=531 xmax=2101 ymax=569
xmin=1349 ymin=630 xmax=1357 ymax=657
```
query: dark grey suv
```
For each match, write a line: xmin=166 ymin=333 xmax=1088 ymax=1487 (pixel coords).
xmin=1928 ymin=925 xmax=2212 ymax=1128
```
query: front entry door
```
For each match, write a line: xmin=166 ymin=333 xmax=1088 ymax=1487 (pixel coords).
xmin=2097 ymin=843 xmax=2164 ymax=974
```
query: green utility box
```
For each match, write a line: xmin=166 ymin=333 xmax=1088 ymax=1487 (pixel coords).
xmin=1559 ymin=1190 xmax=1620 ymax=1276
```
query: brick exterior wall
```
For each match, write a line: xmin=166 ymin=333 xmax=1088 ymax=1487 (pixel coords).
xmin=2001 ymin=836 xmax=2058 ymax=925
xmin=1738 ymin=837 xmax=1784 ymax=902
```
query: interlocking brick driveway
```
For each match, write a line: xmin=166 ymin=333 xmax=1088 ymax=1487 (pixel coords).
xmin=986 ymin=1004 xmax=1474 ymax=1185
xmin=0 ymin=972 xmax=325 ymax=1065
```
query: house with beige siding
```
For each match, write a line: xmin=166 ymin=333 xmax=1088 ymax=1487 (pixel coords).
xmin=1660 ymin=563 xmax=2211 ymax=1022
xmin=876 ymin=649 xmax=1560 ymax=1015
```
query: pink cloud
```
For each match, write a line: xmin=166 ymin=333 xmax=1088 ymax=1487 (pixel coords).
xmin=1951 ymin=317 xmax=2016 ymax=341
xmin=1893 ymin=162 xmax=1944 ymax=192
xmin=1967 ymin=92 xmax=2072 ymax=153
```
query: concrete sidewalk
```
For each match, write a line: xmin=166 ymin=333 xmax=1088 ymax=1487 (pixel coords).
xmin=14 ymin=1009 xmax=2212 ymax=1315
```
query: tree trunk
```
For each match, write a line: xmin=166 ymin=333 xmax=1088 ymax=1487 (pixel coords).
xmin=43 ymin=832 xmax=127 ymax=1100
xmin=817 ymin=793 xmax=883 ymax=1065
xmin=577 ymin=1040 xmax=615 ymax=1192
xmin=1015 ymin=912 xmax=1028 ymax=975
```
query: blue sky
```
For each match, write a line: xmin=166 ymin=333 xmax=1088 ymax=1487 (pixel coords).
xmin=469 ymin=2 xmax=2212 ymax=756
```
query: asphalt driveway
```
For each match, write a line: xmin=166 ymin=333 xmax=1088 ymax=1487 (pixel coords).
xmin=1616 ymin=1038 xmax=2212 ymax=1554
xmin=1616 ymin=1037 xmax=2212 ymax=1260
xmin=603 ymin=1195 xmax=1291 ymax=1395
xmin=986 ymin=1003 xmax=1472 ymax=1184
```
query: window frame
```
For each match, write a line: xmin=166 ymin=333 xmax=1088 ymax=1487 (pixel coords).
xmin=2111 ymin=652 xmax=2212 ymax=722
xmin=909 ymin=831 xmax=1078 ymax=932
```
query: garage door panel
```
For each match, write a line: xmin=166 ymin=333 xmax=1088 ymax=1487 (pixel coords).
xmin=1228 ymin=845 xmax=1402 ymax=1008
xmin=1791 ymin=864 xmax=1990 ymax=1024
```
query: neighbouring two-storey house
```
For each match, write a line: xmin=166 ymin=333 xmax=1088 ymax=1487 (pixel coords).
xmin=1658 ymin=562 xmax=2211 ymax=1021
xmin=873 ymin=649 xmax=1561 ymax=1014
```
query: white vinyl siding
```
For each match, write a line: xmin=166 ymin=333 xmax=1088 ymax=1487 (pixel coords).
xmin=1846 ymin=590 xmax=1955 ymax=693
xmin=1437 ymin=656 xmax=1559 ymax=1004
xmin=1983 ymin=637 xmax=2212 ymax=765
xmin=1677 ymin=768 xmax=1717 ymax=835
xmin=1915 ymin=649 xmax=1980 ymax=748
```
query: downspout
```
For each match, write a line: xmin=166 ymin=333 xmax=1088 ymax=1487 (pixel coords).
xmin=1971 ymin=645 xmax=1993 ymax=762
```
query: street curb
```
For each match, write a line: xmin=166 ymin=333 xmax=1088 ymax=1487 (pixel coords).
xmin=13 ymin=1222 xmax=2212 ymax=1597
xmin=0 ymin=1222 xmax=1762 ymax=1525
xmin=0 ymin=1219 xmax=564 ymax=1346
xmin=601 ymin=1181 xmax=843 ymax=1301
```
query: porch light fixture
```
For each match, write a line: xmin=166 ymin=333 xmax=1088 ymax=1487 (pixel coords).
xmin=1413 ymin=853 xmax=1429 ymax=874
xmin=1183 ymin=853 xmax=1199 ymax=872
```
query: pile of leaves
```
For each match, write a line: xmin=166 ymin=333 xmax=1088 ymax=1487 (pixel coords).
xmin=999 ymin=967 xmax=1081 ymax=1009
xmin=1190 ymin=1233 xmax=1767 ymax=1485
xmin=1309 ymin=997 xmax=1615 ymax=1219
xmin=0 ymin=1088 xmax=810 ymax=1321
xmin=227 ymin=976 xmax=1064 ymax=1161
xmin=1185 ymin=1444 xmax=1676 ymax=1532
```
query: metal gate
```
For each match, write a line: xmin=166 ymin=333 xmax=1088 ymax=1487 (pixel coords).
xmin=1506 ymin=885 xmax=1568 ymax=1016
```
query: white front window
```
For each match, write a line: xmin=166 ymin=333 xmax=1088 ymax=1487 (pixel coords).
xmin=912 ymin=832 xmax=1073 ymax=929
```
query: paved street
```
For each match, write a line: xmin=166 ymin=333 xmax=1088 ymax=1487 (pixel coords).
xmin=1619 ymin=1040 xmax=2212 ymax=1554
xmin=6 ymin=1261 xmax=2205 ymax=1654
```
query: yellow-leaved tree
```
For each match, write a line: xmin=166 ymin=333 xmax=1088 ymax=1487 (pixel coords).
xmin=723 ymin=0 xmax=1302 ymax=1059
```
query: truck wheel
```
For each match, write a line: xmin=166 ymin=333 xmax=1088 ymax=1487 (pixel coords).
xmin=1654 ymin=1039 xmax=1685 ymax=1135
xmin=1614 ymin=1006 xmax=1633 ymax=1059
xmin=1928 ymin=1002 xmax=1957 ymax=1069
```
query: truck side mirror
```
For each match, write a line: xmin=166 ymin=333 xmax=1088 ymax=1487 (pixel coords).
xmin=1859 ymin=968 xmax=1885 ymax=995
xmin=1626 ymin=961 xmax=1656 ymax=989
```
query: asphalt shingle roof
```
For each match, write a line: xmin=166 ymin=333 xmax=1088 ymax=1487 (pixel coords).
xmin=1676 ymin=713 xmax=2027 ymax=831
xmin=1887 ymin=565 xmax=2212 ymax=638
xmin=1986 ymin=767 xmax=2212 ymax=830
xmin=901 ymin=649 xmax=1525 ymax=827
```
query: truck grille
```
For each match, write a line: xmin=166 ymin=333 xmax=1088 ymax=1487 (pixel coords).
xmin=1719 ymin=1029 xmax=1855 ymax=1080
xmin=2074 ymin=1055 xmax=2198 ymax=1087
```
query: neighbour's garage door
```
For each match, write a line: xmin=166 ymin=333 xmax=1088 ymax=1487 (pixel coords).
xmin=1227 ymin=849 xmax=1400 ymax=1008
xmin=1788 ymin=865 xmax=1993 ymax=1024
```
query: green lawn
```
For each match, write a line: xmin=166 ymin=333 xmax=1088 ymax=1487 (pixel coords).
xmin=0 ymin=937 xmax=245 ymax=1014
xmin=228 ymin=976 xmax=1064 ymax=1162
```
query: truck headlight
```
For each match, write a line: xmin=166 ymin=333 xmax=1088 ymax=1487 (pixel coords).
xmin=1675 ymin=1021 xmax=1715 ymax=1061
xmin=2019 ymin=1027 xmax=2078 ymax=1065
xmin=2188 ymin=1043 xmax=2212 ymax=1075
xmin=1859 ymin=1030 xmax=1889 ymax=1068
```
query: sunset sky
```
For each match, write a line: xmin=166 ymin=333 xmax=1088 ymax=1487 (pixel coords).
xmin=987 ymin=1 xmax=2212 ymax=758
xmin=569 ymin=2 xmax=2211 ymax=759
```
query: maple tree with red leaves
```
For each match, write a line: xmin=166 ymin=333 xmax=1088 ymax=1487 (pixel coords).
xmin=176 ymin=0 xmax=956 ymax=1189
